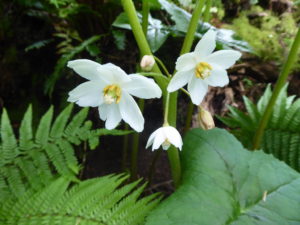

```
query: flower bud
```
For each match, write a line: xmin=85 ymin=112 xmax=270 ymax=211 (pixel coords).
xmin=140 ymin=55 xmax=155 ymax=71
xmin=198 ymin=107 xmax=215 ymax=130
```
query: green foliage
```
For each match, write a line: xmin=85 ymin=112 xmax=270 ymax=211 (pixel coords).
xmin=230 ymin=7 xmax=300 ymax=70
xmin=45 ymin=35 xmax=102 ymax=95
xmin=0 ymin=104 xmax=132 ymax=202
xmin=146 ymin=128 xmax=300 ymax=224
xmin=113 ymin=12 xmax=170 ymax=52
xmin=113 ymin=0 xmax=251 ymax=53
xmin=0 ymin=174 xmax=160 ymax=225
xmin=112 ymin=30 xmax=127 ymax=50
xmin=157 ymin=0 xmax=251 ymax=52
xmin=0 ymin=104 xmax=155 ymax=225
xmin=25 ymin=39 xmax=54 ymax=52
xmin=219 ymin=84 xmax=300 ymax=171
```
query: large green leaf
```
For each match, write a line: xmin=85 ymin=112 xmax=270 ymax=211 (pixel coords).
xmin=146 ymin=128 xmax=300 ymax=225
xmin=219 ymin=84 xmax=300 ymax=171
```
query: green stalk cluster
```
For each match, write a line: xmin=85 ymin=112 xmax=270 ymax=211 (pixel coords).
xmin=121 ymin=0 xmax=205 ymax=188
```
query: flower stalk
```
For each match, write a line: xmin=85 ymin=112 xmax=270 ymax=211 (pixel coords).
xmin=141 ymin=0 xmax=149 ymax=35
xmin=180 ymin=0 xmax=206 ymax=135
xmin=252 ymin=28 xmax=300 ymax=149
xmin=130 ymin=0 xmax=149 ymax=180
xmin=121 ymin=0 xmax=181 ymax=187
xmin=180 ymin=0 xmax=207 ymax=55
xmin=166 ymin=0 xmax=207 ymax=187
xmin=203 ymin=0 xmax=212 ymax=22
xmin=164 ymin=92 xmax=171 ymax=125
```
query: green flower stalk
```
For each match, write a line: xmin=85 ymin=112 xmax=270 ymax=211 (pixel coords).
xmin=252 ymin=28 xmax=300 ymax=150
xmin=121 ymin=0 xmax=181 ymax=186
xmin=180 ymin=0 xmax=206 ymax=133
xmin=203 ymin=0 xmax=212 ymax=22
xmin=180 ymin=0 xmax=207 ymax=55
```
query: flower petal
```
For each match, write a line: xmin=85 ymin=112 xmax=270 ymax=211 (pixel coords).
xmin=67 ymin=59 xmax=104 ymax=81
xmin=97 ymin=63 xmax=131 ymax=85
xmin=98 ymin=104 xmax=109 ymax=121
xmin=68 ymin=81 xmax=103 ymax=107
xmin=187 ymin=76 xmax=208 ymax=105
xmin=205 ymin=65 xmax=229 ymax=87
xmin=194 ymin=30 xmax=216 ymax=58
xmin=152 ymin=129 xmax=166 ymax=150
xmin=105 ymin=104 xmax=122 ymax=130
xmin=165 ymin=126 xmax=183 ymax=150
xmin=122 ymin=74 xmax=162 ymax=99
xmin=167 ymin=69 xmax=194 ymax=92
xmin=119 ymin=91 xmax=144 ymax=132
xmin=146 ymin=129 xmax=159 ymax=149
xmin=205 ymin=50 xmax=242 ymax=69
xmin=175 ymin=53 xmax=197 ymax=71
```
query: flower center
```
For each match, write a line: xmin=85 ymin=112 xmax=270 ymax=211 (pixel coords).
xmin=162 ymin=139 xmax=171 ymax=150
xmin=103 ymin=84 xmax=122 ymax=104
xmin=195 ymin=62 xmax=212 ymax=79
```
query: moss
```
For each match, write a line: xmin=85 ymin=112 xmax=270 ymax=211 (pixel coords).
xmin=229 ymin=6 xmax=300 ymax=71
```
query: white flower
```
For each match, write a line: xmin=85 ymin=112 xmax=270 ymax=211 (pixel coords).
xmin=67 ymin=59 xmax=162 ymax=132
xmin=146 ymin=126 xmax=183 ymax=151
xmin=167 ymin=30 xmax=242 ymax=105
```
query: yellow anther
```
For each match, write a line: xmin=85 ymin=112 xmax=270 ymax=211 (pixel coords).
xmin=103 ymin=84 xmax=122 ymax=104
xmin=195 ymin=62 xmax=212 ymax=79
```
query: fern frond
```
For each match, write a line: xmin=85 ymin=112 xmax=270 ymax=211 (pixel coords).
xmin=0 ymin=104 xmax=130 ymax=202
xmin=1 ymin=109 xmax=18 ymax=161
xmin=0 ymin=175 xmax=160 ymax=225
xmin=25 ymin=39 xmax=54 ymax=52
xmin=50 ymin=104 xmax=73 ymax=139
xmin=219 ymin=83 xmax=300 ymax=171
xmin=19 ymin=105 xmax=34 ymax=151
xmin=35 ymin=106 xmax=54 ymax=146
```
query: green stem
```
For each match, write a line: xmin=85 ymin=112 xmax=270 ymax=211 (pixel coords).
xmin=164 ymin=92 xmax=171 ymax=125
xmin=167 ymin=0 xmax=206 ymax=187
xmin=180 ymin=0 xmax=206 ymax=136
xmin=180 ymin=88 xmax=190 ymax=97
xmin=121 ymin=0 xmax=159 ymax=71
xmin=141 ymin=0 xmax=149 ymax=35
xmin=130 ymin=0 xmax=149 ymax=180
xmin=252 ymin=28 xmax=300 ymax=149
xmin=180 ymin=0 xmax=206 ymax=55
xmin=203 ymin=0 xmax=212 ymax=22
xmin=121 ymin=0 xmax=181 ymax=187
xmin=153 ymin=56 xmax=172 ymax=77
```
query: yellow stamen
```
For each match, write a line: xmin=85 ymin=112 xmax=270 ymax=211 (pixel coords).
xmin=195 ymin=62 xmax=212 ymax=79
xmin=103 ymin=84 xmax=122 ymax=104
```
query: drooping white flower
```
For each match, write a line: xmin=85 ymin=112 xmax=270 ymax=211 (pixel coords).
xmin=146 ymin=126 xmax=183 ymax=151
xmin=167 ymin=30 xmax=242 ymax=105
xmin=67 ymin=59 xmax=162 ymax=132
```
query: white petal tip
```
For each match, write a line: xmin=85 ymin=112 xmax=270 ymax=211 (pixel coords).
xmin=67 ymin=60 xmax=76 ymax=68
xmin=135 ymin=128 xmax=143 ymax=133
xmin=167 ymin=86 xmax=176 ymax=93
xmin=67 ymin=97 xmax=75 ymax=103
